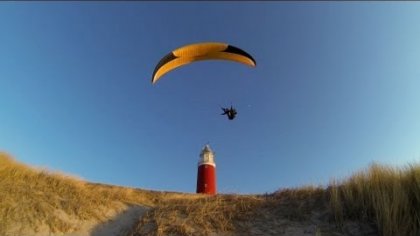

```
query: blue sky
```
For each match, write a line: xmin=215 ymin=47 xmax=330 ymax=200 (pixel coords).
xmin=1 ymin=2 xmax=420 ymax=194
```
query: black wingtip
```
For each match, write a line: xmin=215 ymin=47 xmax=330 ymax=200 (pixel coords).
xmin=151 ymin=52 xmax=178 ymax=83
xmin=224 ymin=45 xmax=256 ymax=66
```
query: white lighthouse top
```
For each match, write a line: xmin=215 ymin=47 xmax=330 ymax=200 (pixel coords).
xmin=198 ymin=144 xmax=216 ymax=167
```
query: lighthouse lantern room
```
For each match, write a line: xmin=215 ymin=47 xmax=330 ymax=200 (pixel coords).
xmin=196 ymin=144 xmax=217 ymax=195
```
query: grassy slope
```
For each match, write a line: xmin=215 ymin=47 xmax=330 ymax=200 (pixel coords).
xmin=0 ymin=152 xmax=157 ymax=235
xmin=1 ymin=152 xmax=419 ymax=236
xmin=128 ymin=188 xmax=331 ymax=236
xmin=126 ymin=165 xmax=420 ymax=236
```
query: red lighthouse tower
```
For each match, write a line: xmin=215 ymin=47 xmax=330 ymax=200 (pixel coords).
xmin=196 ymin=144 xmax=216 ymax=195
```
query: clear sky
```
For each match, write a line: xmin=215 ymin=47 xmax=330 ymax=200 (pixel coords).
xmin=1 ymin=2 xmax=420 ymax=194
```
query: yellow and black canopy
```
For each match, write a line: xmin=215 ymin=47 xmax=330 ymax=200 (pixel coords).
xmin=151 ymin=42 xmax=256 ymax=84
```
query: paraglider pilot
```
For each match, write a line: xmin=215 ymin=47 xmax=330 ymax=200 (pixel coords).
xmin=221 ymin=106 xmax=237 ymax=120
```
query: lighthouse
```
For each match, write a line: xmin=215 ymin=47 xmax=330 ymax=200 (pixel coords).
xmin=196 ymin=144 xmax=217 ymax=195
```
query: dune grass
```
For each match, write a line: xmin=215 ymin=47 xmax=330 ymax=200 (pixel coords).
xmin=128 ymin=186 xmax=329 ymax=236
xmin=128 ymin=194 xmax=263 ymax=236
xmin=1 ymin=151 xmax=419 ymax=236
xmin=130 ymin=164 xmax=419 ymax=236
xmin=329 ymin=162 xmax=420 ymax=236
xmin=269 ymin=186 xmax=328 ymax=220
xmin=0 ymin=152 xmax=156 ymax=235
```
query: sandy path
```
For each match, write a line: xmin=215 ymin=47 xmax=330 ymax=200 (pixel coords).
xmin=61 ymin=205 xmax=149 ymax=236
xmin=90 ymin=205 xmax=149 ymax=236
xmin=10 ymin=205 xmax=149 ymax=236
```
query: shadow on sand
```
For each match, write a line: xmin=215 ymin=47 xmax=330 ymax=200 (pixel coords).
xmin=90 ymin=205 xmax=148 ymax=236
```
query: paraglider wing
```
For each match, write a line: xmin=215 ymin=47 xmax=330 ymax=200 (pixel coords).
xmin=151 ymin=42 xmax=256 ymax=84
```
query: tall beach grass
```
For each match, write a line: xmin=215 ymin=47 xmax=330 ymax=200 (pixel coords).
xmin=329 ymin=162 xmax=420 ymax=236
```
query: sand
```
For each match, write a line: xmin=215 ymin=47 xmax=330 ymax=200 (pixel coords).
xmin=9 ymin=205 xmax=149 ymax=236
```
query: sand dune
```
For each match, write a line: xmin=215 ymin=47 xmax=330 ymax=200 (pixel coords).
xmin=1 ymin=152 xmax=418 ymax=236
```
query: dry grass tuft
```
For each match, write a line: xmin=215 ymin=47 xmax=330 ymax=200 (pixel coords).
xmin=128 ymin=194 xmax=263 ymax=236
xmin=329 ymin=162 xmax=420 ymax=236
